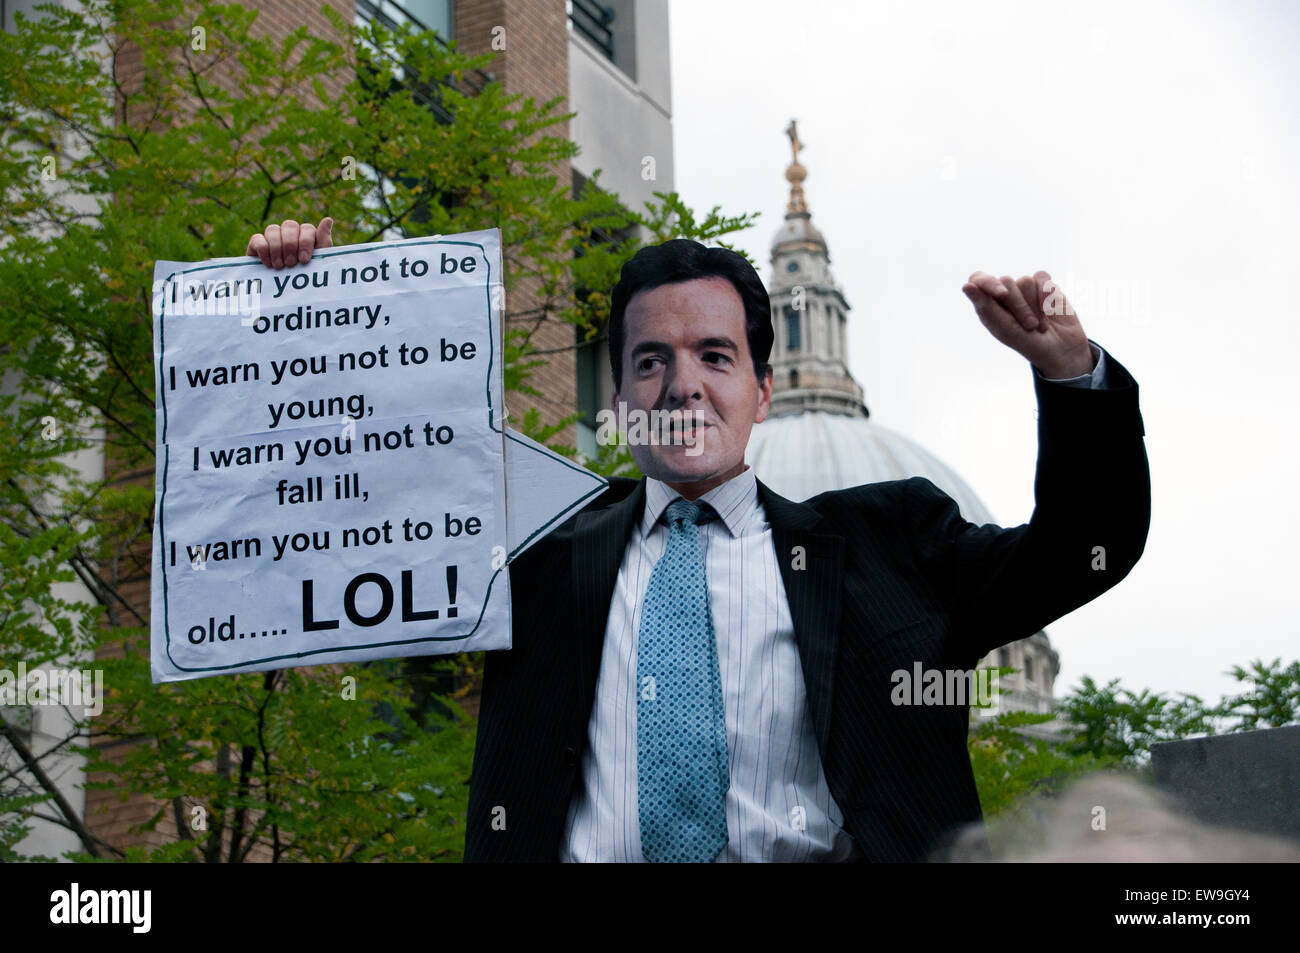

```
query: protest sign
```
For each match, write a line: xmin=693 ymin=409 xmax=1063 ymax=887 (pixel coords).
xmin=150 ymin=228 xmax=606 ymax=683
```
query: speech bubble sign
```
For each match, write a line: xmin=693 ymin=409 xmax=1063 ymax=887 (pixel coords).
xmin=150 ymin=229 xmax=517 ymax=683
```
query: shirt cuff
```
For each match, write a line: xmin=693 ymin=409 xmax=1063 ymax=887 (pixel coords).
xmin=1036 ymin=342 xmax=1107 ymax=389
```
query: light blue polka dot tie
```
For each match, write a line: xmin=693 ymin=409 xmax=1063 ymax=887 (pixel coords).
xmin=637 ymin=498 xmax=730 ymax=863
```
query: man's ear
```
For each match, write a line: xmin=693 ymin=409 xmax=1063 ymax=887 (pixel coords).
xmin=754 ymin=365 xmax=774 ymax=424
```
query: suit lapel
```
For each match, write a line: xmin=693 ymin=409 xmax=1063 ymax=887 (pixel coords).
xmin=572 ymin=478 xmax=646 ymax=712
xmin=758 ymin=479 xmax=846 ymax=758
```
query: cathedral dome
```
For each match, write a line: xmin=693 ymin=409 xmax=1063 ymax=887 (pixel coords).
xmin=748 ymin=120 xmax=1060 ymax=719
xmin=755 ymin=120 xmax=996 ymax=525
xmin=746 ymin=412 xmax=996 ymax=524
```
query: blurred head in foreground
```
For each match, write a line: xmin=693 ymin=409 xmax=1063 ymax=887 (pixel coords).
xmin=934 ymin=772 xmax=1300 ymax=862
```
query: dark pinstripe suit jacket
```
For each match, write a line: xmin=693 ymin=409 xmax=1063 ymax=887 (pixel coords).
xmin=465 ymin=355 xmax=1150 ymax=862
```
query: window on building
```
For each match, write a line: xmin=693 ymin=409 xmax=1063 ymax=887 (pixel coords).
xmin=567 ymin=0 xmax=615 ymax=61
xmin=352 ymin=0 xmax=491 ymax=236
xmin=567 ymin=0 xmax=638 ymax=81
xmin=1024 ymin=655 xmax=1035 ymax=683
xmin=355 ymin=0 xmax=485 ymax=125
xmin=785 ymin=306 xmax=801 ymax=350
xmin=574 ymin=173 xmax=634 ymax=459
xmin=357 ymin=0 xmax=454 ymax=42
xmin=789 ymin=369 xmax=799 ymax=389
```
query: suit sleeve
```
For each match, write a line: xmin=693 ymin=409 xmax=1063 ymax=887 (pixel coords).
xmin=905 ymin=347 xmax=1151 ymax=665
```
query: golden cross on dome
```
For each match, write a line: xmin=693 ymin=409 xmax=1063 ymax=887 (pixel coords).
xmin=783 ymin=119 xmax=808 ymax=214
xmin=785 ymin=119 xmax=803 ymax=167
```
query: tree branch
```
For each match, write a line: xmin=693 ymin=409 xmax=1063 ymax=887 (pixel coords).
xmin=0 ymin=719 xmax=113 ymax=859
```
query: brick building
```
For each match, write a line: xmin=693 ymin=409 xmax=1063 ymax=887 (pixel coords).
xmin=5 ymin=0 xmax=673 ymax=860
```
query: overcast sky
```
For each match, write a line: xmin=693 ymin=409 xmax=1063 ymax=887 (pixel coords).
xmin=668 ymin=0 xmax=1299 ymax=707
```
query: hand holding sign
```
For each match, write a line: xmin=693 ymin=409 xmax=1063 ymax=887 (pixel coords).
xmin=246 ymin=217 xmax=334 ymax=269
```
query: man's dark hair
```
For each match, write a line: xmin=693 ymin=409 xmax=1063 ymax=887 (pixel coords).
xmin=607 ymin=239 xmax=774 ymax=392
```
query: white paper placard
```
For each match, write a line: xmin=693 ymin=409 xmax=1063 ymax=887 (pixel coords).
xmin=149 ymin=228 xmax=603 ymax=683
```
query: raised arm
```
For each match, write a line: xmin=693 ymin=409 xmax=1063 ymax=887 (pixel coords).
xmin=908 ymin=272 xmax=1151 ymax=665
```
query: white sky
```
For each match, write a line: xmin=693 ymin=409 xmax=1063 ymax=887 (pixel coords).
xmin=668 ymin=0 xmax=1299 ymax=707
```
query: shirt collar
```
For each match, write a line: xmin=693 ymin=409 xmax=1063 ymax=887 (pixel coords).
xmin=642 ymin=466 xmax=758 ymax=539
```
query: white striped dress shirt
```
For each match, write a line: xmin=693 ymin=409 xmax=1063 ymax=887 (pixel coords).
xmin=560 ymin=465 xmax=861 ymax=862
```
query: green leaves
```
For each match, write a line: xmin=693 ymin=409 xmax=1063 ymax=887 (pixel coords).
xmin=1053 ymin=668 xmax=1286 ymax=768
xmin=973 ymin=658 xmax=1300 ymax=837
xmin=1219 ymin=658 xmax=1300 ymax=731
xmin=0 ymin=0 xmax=758 ymax=862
